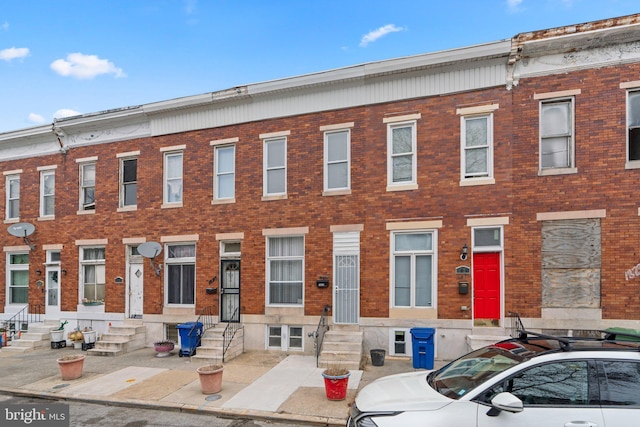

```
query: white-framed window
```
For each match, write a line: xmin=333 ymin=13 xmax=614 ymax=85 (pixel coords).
xmin=7 ymin=252 xmax=28 ymax=304
xmin=473 ymin=226 xmax=503 ymax=251
xmin=266 ymin=325 xmax=303 ymax=351
xmin=5 ymin=174 xmax=20 ymax=220
xmin=79 ymin=162 xmax=96 ymax=211
xmin=391 ymin=231 xmax=436 ymax=308
xmin=627 ymin=89 xmax=640 ymax=164
xmin=164 ymin=151 xmax=183 ymax=205
xmin=387 ymin=121 xmax=417 ymax=187
xmin=165 ymin=243 xmax=195 ymax=305
xmin=80 ymin=247 xmax=105 ymax=303
xmin=540 ymin=98 xmax=574 ymax=170
xmin=214 ymin=144 xmax=235 ymax=200
xmin=389 ymin=328 xmax=412 ymax=356
xmin=120 ymin=157 xmax=137 ymax=208
xmin=40 ymin=170 xmax=55 ymax=217
xmin=324 ymin=129 xmax=350 ymax=191
xmin=267 ymin=236 xmax=303 ymax=306
xmin=461 ymin=114 xmax=493 ymax=180
xmin=221 ymin=241 xmax=241 ymax=258
xmin=264 ymin=137 xmax=287 ymax=196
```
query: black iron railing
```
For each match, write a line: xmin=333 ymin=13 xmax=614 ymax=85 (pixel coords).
xmin=1 ymin=304 xmax=44 ymax=342
xmin=309 ymin=304 xmax=331 ymax=367
xmin=507 ymin=311 xmax=525 ymax=338
xmin=222 ymin=307 xmax=242 ymax=362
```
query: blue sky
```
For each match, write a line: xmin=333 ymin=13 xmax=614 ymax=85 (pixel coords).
xmin=0 ymin=0 xmax=638 ymax=133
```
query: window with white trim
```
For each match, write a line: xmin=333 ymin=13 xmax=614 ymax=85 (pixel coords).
xmin=264 ymin=137 xmax=286 ymax=196
xmin=267 ymin=325 xmax=303 ymax=351
xmin=540 ymin=98 xmax=574 ymax=170
xmin=324 ymin=129 xmax=350 ymax=191
xmin=40 ymin=170 xmax=55 ymax=217
xmin=79 ymin=162 xmax=96 ymax=210
xmin=80 ymin=247 xmax=105 ymax=303
xmin=215 ymin=144 xmax=235 ymax=200
xmin=627 ymin=90 xmax=640 ymax=163
xmin=390 ymin=328 xmax=412 ymax=356
xmin=6 ymin=174 xmax=20 ymax=220
xmin=120 ymin=157 xmax=137 ymax=208
xmin=166 ymin=243 xmax=195 ymax=305
xmin=164 ymin=151 xmax=183 ymax=204
xmin=461 ymin=114 xmax=493 ymax=180
xmin=387 ymin=121 xmax=417 ymax=186
xmin=267 ymin=236 xmax=303 ymax=305
xmin=7 ymin=252 xmax=28 ymax=304
xmin=392 ymin=231 xmax=435 ymax=308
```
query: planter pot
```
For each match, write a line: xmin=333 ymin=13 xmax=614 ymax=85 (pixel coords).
xmin=57 ymin=355 xmax=85 ymax=380
xmin=322 ymin=370 xmax=351 ymax=401
xmin=154 ymin=342 xmax=175 ymax=357
xmin=83 ymin=331 xmax=96 ymax=344
xmin=51 ymin=330 xmax=64 ymax=342
xmin=196 ymin=365 xmax=223 ymax=394
xmin=73 ymin=341 xmax=82 ymax=349
xmin=370 ymin=349 xmax=386 ymax=366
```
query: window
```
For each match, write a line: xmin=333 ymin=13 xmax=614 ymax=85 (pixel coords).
xmin=164 ymin=151 xmax=183 ymax=204
xmin=7 ymin=252 xmax=28 ymax=304
xmin=81 ymin=247 xmax=105 ymax=303
xmin=540 ymin=99 xmax=574 ymax=170
xmin=392 ymin=232 xmax=435 ymax=308
xmin=267 ymin=236 xmax=303 ymax=305
xmin=5 ymin=174 xmax=20 ymax=220
xmin=214 ymin=145 xmax=235 ymax=200
xmin=324 ymin=129 xmax=350 ymax=191
xmin=120 ymin=158 xmax=137 ymax=208
xmin=79 ymin=162 xmax=96 ymax=210
xmin=387 ymin=122 xmax=417 ymax=186
xmin=40 ymin=170 xmax=55 ymax=217
xmin=627 ymin=90 xmax=640 ymax=163
xmin=264 ymin=137 xmax=286 ymax=196
xmin=166 ymin=244 xmax=195 ymax=305
xmin=462 ymin=115 xmax=493 ymax=179
xmin=390 ymin=329 xmax=411 ymax=356
xmin=599 ymin=361 xmax=640 ymax=406
xmin=267 ymin=325 xmax=303 ymax=351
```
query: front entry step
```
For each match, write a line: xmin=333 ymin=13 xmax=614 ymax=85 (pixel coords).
xmin=318 ymin=327 xmax=363 ymax=371
xmin=87 ymin=319 xmax=146 ymax=357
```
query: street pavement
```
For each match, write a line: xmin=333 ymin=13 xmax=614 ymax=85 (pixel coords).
xmin=0 ymin=345 xmax=443 ymax=426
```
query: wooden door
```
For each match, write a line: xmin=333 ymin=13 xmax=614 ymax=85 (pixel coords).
xmin=473 ymin=252 xmax=501 ymax=323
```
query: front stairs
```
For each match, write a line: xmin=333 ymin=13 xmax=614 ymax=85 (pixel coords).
xmin=0 ymin=319 xmax=59 ymax=353
xmin=87 ymin=319 xmax=146 ymax=357
xmin=191 ymin=324 xmax=244 ymax=363
xmin=318 ymin=325 xmax=363 ymax=371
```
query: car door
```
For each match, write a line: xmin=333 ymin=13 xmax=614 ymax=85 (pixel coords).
xmin=476 ymin=360 xmax=605 ymax=426
xmin=598 ymin=359 xmax=640 ymax=426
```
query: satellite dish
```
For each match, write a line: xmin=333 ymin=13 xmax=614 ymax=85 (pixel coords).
xmin=7 ymin=222 xmax=35 ymax=237
xmin=138 ymin=241 xmax=162 ymax=259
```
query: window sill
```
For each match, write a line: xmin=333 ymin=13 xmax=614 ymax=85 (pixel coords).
xmin=4 ymin=218 xmax=19 ymax=224
xmin=212 ymin=198 xmax=236 ymax=205
xmin=459 ymin=177 xmax=495 ymax=187
xmin=261 ymin=194 xmax=288 ymax=201
xmin=161 ymin=203 xmax=183 ymax=209
xmin=386 ymin=183 xmax=418 ymax=192
xmin=37 ymin=216 xmax=55 ymax=221
xmin=625 ymin=161 xmax=640 ymax=170
xmin=117 ymin=206 xmax=137 ymax=213
xmin=538 ymin=167 xmax=578 ymax=176
xmin=76 ymin=210 xmax=95 ymax=215
xmin=322 ymin=189 xmax=352 ymax=197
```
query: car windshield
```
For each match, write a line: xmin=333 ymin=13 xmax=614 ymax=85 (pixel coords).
xmin=429 ymin=342 xmax=532 ymax=399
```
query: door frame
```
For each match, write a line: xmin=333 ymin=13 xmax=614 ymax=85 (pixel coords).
xmin=126 ymin=245 xmax=144 ymax=319
xmin=220 ymin=259 xmax=241 ymax=322
xmin=471 ymin=225 xmax=505 ymax=326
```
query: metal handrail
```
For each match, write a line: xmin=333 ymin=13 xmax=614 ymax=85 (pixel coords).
xmin=1 ymin=304 xmax=44 ymax=342
xmin=189 ymin=305 xmax=216 ymax=339
xmin=222 ymin=307 xmax=242 ymax=363
xmin=507 ymin=311 xmax=525 ymax=338
xmin=309 ymin=304 xmax=331 ymax=367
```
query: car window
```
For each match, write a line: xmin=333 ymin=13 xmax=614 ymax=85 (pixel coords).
xmin=484 ymin=361 xmax=590 ymax=406
xmin=599 ymin=360 xmax=640 ymax=406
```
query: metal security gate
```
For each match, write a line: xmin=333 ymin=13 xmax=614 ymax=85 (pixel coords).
xmin=333 ymin=231 xmax=360 ymax=324
xmin=220 ymin=260 xmax=240 ymax=322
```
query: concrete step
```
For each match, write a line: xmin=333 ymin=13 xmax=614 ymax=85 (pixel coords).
xmin=466 ymin=334 xmax=510 ymax=351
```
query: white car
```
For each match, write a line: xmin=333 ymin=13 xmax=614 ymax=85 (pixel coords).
xmin=348 ymin=331 xmax=640 ymax=426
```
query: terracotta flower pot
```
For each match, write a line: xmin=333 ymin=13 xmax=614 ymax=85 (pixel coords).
xmin=196 ymin=364 xmax=223 ymax=394
xmin=57 ymin=355 xmax=85 ymax=380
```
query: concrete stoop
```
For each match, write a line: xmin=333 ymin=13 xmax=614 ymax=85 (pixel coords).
xmin=0 ymin=320 xmax=60 ymax=354
xmin=87 ymin=319 xmax=146 ymax=357
xmin=466 ymin=328 xmax=511 ymax=351
xmin=191 ymin=324 xmax=244 ymax=363
xmin=318 ymin=328 xmax=363 ymax=371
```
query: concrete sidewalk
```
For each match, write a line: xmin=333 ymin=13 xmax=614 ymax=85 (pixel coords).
xmin=0 ymin=345 xmax=433 ymax=426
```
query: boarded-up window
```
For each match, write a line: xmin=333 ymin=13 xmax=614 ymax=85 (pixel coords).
xmin=541 ymin=219 xmax=601 ymax=308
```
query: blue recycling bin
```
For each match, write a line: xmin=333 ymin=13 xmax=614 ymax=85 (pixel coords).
xmin=411 ymin=327 xmax=435 ymax=370
xmin=176 ymin=321 xmax=203 ymax=357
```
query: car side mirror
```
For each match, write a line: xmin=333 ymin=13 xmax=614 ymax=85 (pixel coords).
xmin=487 ymin=392 xmax=524 ymax=416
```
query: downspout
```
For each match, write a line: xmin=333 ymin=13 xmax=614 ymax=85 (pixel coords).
xmin=506 ymin=33 xmax=524 ymax=91
xmin=51 ymin=121 xmax=69 ymax=154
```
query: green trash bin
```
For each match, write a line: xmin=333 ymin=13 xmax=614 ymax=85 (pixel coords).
xmin=605 ymin=327 xmax=640 ymax=342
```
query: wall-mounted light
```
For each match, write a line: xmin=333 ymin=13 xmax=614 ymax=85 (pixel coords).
xmin=62 ymin=269 xmax=67 ymax=275
xmin=460 ymin=244 xmax=468 ymax=261
xmin=36 ymin=269 xmax=42 ymax=275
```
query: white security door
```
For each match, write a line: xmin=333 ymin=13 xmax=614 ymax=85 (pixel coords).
xmin=45 ymin=266 xmax=60 ymax=317
xmin=333 ymin=231 xmax=360 ymax=324
xmin=127 ymin=247 xmax=144 ymax=319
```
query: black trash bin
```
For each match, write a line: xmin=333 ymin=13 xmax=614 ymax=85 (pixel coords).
xmin=370 ymin=349 xmax=386 ymax=366
xmin=410 ymin=327 xmax=435 ymax=369
xmin=176 ymin=321 xmax=203 ymax=357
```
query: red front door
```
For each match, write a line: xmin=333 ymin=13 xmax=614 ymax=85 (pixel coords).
xmin=473 ymin=252 xmax=501 ymax=323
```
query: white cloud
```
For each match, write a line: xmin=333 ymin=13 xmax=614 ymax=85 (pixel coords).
xmin=1 ymin=22 xmax=8 ymax=31
xmin=359 ymin=24 xmax=405 ymax=47
xmin=53 ymin=109 xmax=82 ymax=119
xmin=28 ymin=113 xmax=45 ymax=124
xmin=0 ymin=47 xmax=30 ymax=61
xmin=50 ymin=53 xmax=126 ymax=79
xmin=506 ymin=0 xmax=523 ymax=12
